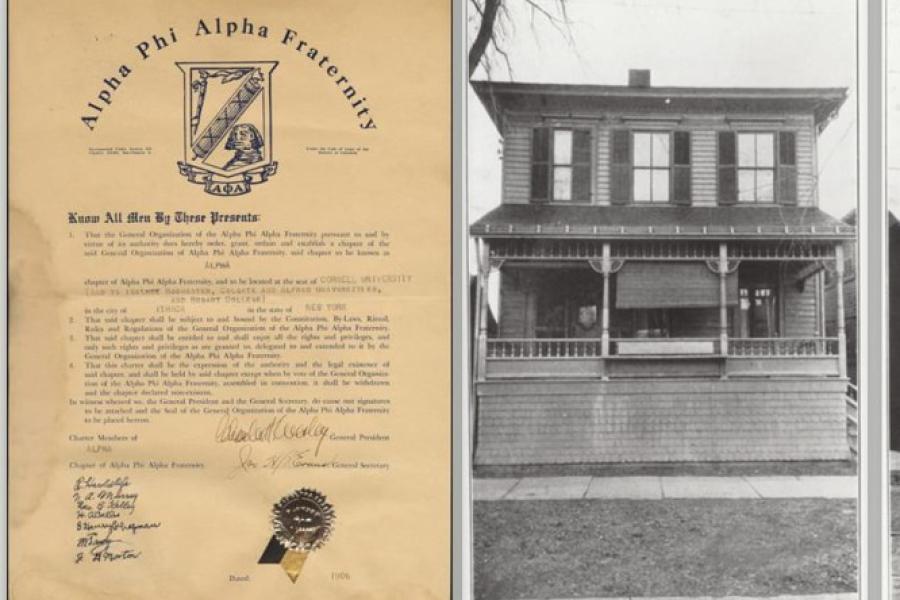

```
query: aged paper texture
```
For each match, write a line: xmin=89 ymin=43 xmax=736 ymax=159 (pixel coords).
xmin=9 ymin=2 xmax=450 ymax=598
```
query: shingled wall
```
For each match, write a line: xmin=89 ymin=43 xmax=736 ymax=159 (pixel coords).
xmin=474 ymin=378 xmax=849 ymax=465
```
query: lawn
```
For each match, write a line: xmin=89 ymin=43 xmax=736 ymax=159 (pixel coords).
xmin=474 ymin=498 xmax=857 ymax=599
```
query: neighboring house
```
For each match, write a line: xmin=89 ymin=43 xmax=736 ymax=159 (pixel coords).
xmin=470 ymin=70 xmax=855 ymax=465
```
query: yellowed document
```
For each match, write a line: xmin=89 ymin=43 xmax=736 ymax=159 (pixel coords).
xmin=9 ymin=3 xmax=450 ymax=598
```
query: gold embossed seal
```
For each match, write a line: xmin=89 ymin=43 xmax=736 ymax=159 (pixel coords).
xmin=270 ymin=488 xmax=335 ymax=582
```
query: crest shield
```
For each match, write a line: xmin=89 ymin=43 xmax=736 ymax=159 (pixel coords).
xmin=176 ymin=61 xmax=278 ymax=196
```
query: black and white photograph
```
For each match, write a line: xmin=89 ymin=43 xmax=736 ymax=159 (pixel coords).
xmin=467 ymin=1 xmax=859 ymax=597
xmin=887 ymin=1 xmax=900 ymax=596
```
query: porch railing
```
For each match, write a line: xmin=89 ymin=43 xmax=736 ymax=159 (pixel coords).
xmin=845 ymin=382 xmax=858 ymax=456
xmin=486 ymin=338 xmax=603 ymax=359
xmin=486 ymin=337 xmax=839 ymax=359
xmin=728 ymin=337 xmax=839 ymax=357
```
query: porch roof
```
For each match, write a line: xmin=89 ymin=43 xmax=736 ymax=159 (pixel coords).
xmin=469 ymin=205 xmax=855 ymax=240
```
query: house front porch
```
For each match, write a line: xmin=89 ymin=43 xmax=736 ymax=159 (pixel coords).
xmin=470 ymin=208 xmax=855 ymax=465
xmin=475 ymin=237 xmax=848 ymax=382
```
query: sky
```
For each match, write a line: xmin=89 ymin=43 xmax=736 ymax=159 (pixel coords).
xmin=889 ymin=0 xmax=900 ymax=215
xmin=468 ymin=0 xmax=860 ymax=224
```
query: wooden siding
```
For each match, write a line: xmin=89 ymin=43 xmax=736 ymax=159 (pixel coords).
xmin=796 ymin=126 xmax=816 ymax=206
xmin=474 ymin=378 xmax=849 ymax=464
xmin=485 ymin=355 xmax=839 ymax=379
xmin=782 ymin=267 xmax=820 ymax=337
xmin=498 ymin=270 xmax=531 ymax=338
xmin=499 ymin=114 xmax=818 ymax=207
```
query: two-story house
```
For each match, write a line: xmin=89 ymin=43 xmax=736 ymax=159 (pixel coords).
xmin=470 ymin=70 xmax=855 ymax=466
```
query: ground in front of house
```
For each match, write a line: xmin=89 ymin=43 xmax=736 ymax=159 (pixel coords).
xmin=474 ymin=467 xmax=857 ymax=600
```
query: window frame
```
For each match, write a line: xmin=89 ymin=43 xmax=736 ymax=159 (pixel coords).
xmin=736 ymin=131 xmax=777 ymax=204
xmin=632 ymin=131 xmax=672 ymax=204
xmin=530 ymin=125 xmax=594 ymax=204
xmin=552 ymin=129 xmax=576 ymax=202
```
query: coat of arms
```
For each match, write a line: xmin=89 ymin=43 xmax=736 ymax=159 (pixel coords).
xmin=176 ymin=61 xmax=278 ymax=196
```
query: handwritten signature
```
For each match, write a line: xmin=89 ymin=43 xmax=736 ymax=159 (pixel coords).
xmin=214 ymin=414 xmax=330 ymax=456
xmin=227 ymin=444 xmax=336 ymax=478
xmin=71 ymin=475 xmax=160 ymax=565
xmin=75 ymin=530 xmax=141 ymax=563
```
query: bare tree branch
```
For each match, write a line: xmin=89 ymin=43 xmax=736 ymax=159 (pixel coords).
xmin=468 ymin=0 xmax=577 ymax=80
xmin=469 ymin=0 xmax=501 ymax=78
xmin=523 ymin=0 xmax=566 ymax=26
xmin=523 ymin=0 xmax=574 ymax=46
xmin=489 ymin=28 xmax=515 ymax=80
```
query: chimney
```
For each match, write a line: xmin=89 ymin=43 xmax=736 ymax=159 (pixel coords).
xmin=628 ymin=69 xmax=651 ymax=88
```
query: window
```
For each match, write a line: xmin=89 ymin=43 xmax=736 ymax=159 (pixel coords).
xmin=739 ymin=287 xmax=778 ymax=337
xmin=633 ymin=132 xmax=670 ymax=203
xmin=737 ymin=264 xmax=780 ymax=337
xmin=531 ymin=127 xmax=591 ymax=202
xmin=552 ymin=130 xmax=574 ymax=200
xmin=737 ymin=133 xmax=775 ymax=203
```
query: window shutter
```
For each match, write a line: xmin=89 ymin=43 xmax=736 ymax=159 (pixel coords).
xmin=572 ymin=129 xmax=592 ymax=203
xmin=717 ymin=131 xmax=737 ymax=205
xmin=531 ymin=127 xmax=550 ymax=202
xmin=777 ymin=131 xmax=798 ymax=205
xmin=610 ymin=129 xmax=631 ymax=205
xmin=672 ymin=131 xmax=691 ymax=206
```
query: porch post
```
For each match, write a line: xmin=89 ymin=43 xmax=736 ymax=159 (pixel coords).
xmin=475 ymin=238 xmax=491 ymax=382
xmin=719 ymin=242 xmax=729 ymax=356
xmin=835 ymin=243 xmax=847 ymax=378
xmin=601 ymin=242 xmax=611 ymax=357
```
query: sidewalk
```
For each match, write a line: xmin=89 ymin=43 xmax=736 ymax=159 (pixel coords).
xmin=474 ymin=475 xmax=857 ymax=501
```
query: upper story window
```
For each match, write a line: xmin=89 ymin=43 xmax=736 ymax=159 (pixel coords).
xmin=718 ymin=130 xmax=797 ymax=205
xmin=737 ymin=133 xmax=775 ymax=203
xmin=610 ymin=129 xmax=690 ymax=205
xmin=633 ymin=132 xmax=670 ymax=203
xmin=531 ymin=127 xmax=591 ymax=202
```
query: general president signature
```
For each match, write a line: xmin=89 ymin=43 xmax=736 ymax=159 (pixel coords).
xmin=214 ymin=414 xmax=330 ymax=456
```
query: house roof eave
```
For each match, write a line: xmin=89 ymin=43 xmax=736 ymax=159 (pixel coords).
xmin=471 ymin=80 xmax=849 ymax=133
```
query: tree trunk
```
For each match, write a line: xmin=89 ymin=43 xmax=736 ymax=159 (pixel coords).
xmin=468 ymin=0 xmax=501 ymax=78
